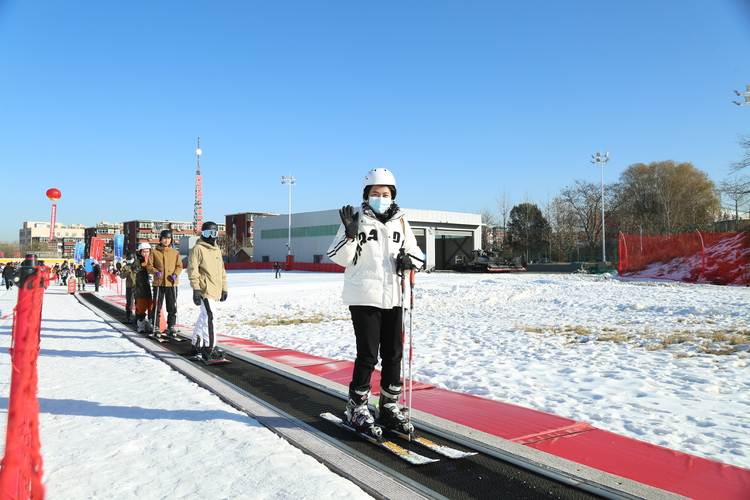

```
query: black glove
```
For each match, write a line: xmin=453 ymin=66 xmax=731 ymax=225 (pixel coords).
xmin=220 ymin=290 xmax=228 ymax=302
xmin=339 ymin=205 xmax=358 ymax=240
xmin=396 ymin=249 xmax=417 ymax=274
xmin=192 ymin=289 xmax=203 ymax=306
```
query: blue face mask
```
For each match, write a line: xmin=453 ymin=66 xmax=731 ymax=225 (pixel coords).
xmin=369 ymin=197 xmax=392 ymax=214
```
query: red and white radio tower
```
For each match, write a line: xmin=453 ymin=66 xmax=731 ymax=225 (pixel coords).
xmin=194 ymin=138 xmax=203 ymax=234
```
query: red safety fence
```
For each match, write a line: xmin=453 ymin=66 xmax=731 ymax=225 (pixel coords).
xmin=618 ymin=230 xmax=750 ymax=285
xmin=0 ymin=265 xmax=46 ymax=499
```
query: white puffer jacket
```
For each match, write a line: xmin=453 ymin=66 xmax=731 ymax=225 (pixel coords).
xmin=327 ymin=206 xmax=422 ymax=309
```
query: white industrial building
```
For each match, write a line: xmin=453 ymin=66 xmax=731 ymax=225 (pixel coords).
xmin=253 ymin=208 xmax=482 ymax=270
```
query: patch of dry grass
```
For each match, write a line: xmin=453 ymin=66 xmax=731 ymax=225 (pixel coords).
xmin=513 ymin=322 xmax=749 ymax=358
xmin=226 ymin=312 xmax=348 ymax=328
xmin=597 ymin=331 xmax=632 ymax=343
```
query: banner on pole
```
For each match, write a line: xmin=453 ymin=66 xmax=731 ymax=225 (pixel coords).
xmin=113 ymin=234 xmax=124 ymax=262
xmin=90 ymin=237 xmax=104 ymax=262
xmin=49 ymin=204 xmax=57 ymax=242
xmin=74 ymin=242 xmax=85 ymax=264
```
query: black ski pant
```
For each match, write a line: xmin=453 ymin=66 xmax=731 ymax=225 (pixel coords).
xmin=125 ymin=286 xmax=135 ymax=319
xmin=349 ymin=306 xmax=403 ymax=393
xmin=152 ymin=286 xmax=178 ymax=328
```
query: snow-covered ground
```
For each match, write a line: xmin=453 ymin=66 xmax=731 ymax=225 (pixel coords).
xmin=1 ymin=269 xmax=749 ymax=498
xmin=176 ymin=270 xmax=750 ymax=469
xmin=0 ymin=283 xmax=371 ymax=499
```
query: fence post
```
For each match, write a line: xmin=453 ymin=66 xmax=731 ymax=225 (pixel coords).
xmin=694 ymin=230 xmax=706 ymax=279
xmin=0 ymin=254 xmax=46 ymax=500
xmin=617 ymin=232 xmax=627 ymax=275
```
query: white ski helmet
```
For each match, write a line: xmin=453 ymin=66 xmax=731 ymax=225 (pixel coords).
xmin=363 ymin=168 xmax=397 ymax=199
xmin=137 ymin=242 xmax=151 ymax=252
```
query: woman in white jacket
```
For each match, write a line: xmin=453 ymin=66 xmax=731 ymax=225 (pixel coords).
xmin=327 ymin=168 xmax=423 ymax=438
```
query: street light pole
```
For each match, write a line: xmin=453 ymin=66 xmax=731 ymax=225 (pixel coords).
xmin=732 ymin=84 xmax=750 ymax=106
xmin=281 ymin=173 xmax=295 ymax=261
xmin=591 ymin=151 xmax=610 ymax=263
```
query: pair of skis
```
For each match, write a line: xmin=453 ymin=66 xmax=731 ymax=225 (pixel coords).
xmin=193 ymin=351 xmax=231 ymax=365
xmin=148 ymin=331 xmax=184 ymax=343
xmin=319 ymin=412 xmax=476 ymax=465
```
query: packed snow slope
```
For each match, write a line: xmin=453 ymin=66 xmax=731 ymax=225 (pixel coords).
xmin=176 ymin=270 xmax=749 ymax=470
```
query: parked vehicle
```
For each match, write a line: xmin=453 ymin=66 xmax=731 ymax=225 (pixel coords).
xmin=453 ymin=250 xmax=526 ymax=273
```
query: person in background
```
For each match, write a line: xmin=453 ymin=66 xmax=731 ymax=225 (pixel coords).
xmin=147 ymin=230 xmax=182 ymax=339
xmin=118 ymin=251 xmax=138 ymax=324
xmin=326 ymin=168 xmax=424 ymax=439
xmin=133 ymin=243 xmax=154 ymax=333
xmin=2 ymin=262 xmax=15 ymax=290
xmin=59 ymin=260 xmax=70 ymax=286
xmin=274 ymin=261 xmax=281 ymax=279
xmin=92 ymin=261 xmax=101 ymax=292
xmin=75 ymin=264 xmax=86 ymax=291
xmin=187 ymin=221 xmax=228 ymax=362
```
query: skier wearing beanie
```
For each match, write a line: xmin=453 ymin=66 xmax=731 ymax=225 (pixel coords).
xmin=187 ymin=221 xmax=228 ymax=362
xmin=147 ymin=229 xmax=183 ymax=338
xmin=327 ymin=168 xmax=423 ymax=439
xmin=131 ymin=243 xmax=154 ymax=333
xmin=118 ymin=250 xmax=138 ymax=323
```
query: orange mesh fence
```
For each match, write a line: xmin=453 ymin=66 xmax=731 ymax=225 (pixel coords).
xmin=618 ymin=231 xmax=750 ymax=285
xmin=0 ymin=266 xmax=46 ymax=499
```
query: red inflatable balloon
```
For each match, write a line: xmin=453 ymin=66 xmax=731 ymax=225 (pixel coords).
xmin=46 ymin=188 xmax=61 ymax=201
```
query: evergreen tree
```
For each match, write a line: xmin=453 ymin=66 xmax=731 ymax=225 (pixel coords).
xmin=506 ymin=203 xmax=550 ymax=260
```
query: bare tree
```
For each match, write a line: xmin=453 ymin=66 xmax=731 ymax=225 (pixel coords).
xmin=729 ymin=133 xmax=750 ymax=175
xmin=0 ymin=241 xmax=21 ymax=258
xmin=478 ymin=207 xmax=498 ymax=250
xmin=559 ymin=180 xmax=603 ymax=258
xmin=548 ymin=196 xmax=580 ymax=262
xmin=720 ymin=175 xmax=750 ymax=231
xmin=495 ymin=188 xmax=513 ymax=235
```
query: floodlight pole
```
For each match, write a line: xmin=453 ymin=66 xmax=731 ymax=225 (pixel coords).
xmin=281 ymin=173 xmax=296 ymax=259
xmin=591 ymin=152 xmax=610 ymax=263
xmin=732 ymin=85 xmax=750 ymax=106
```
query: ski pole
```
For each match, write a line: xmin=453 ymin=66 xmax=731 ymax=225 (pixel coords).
xmin=399 ymin=260 xmax=407 ymax=409
xmin=407 ymin=268 xmax=415 ymax=433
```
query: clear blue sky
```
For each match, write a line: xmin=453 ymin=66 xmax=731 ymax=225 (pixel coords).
xmin=1 ymin=0 xmax=749 ymax=242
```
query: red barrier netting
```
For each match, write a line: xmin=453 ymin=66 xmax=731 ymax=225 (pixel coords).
xmin=618 ymin=230 xmax=750 ymax=285
xmin=0 ymin=266 xmax=46 ymax=500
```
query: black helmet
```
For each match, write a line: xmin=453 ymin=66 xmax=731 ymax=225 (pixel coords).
xmin=159 ymin=229 xmax=173 ymax=239
xmin=201 ymin=221 xmax=218 ymax=231
xmin=125 ymin=251 xmax=136 ymax=260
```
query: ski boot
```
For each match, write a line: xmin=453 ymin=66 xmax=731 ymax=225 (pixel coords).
xmin=189 ymin=342 xmax=201 ymax=356
xmin=201 ymin=346 xmax=225 ymax=362
xmin=375 ymin=383 xmax=414 ymax=436
xmin=136 ymin=319 xmax=146 ymax=333
xmin=345 ymin=388 xmax=383 ymax=440
xmin=163 ymin=326 xmax=178 ymax=339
